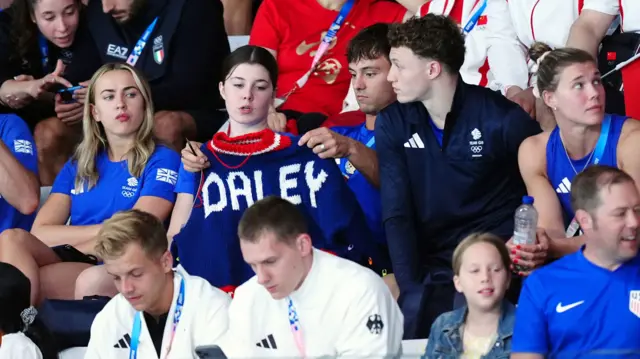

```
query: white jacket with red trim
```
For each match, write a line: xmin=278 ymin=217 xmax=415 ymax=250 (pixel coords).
xmin=509 ymin=0 xmax=587 ymax=50
xmin=340 ymin=0 xmax=528 ymax=114
xmin=418 ymin=0 xmax=528 ymax=94
xmin=509 ymin=0 xmax=619 ymax=86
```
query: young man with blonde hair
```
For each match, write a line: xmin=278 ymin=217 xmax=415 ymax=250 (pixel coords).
xmin=86 ymin=209 xmax=230 ymax=359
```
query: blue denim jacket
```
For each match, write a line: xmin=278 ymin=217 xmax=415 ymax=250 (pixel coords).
xmin=422 ymin=300 xmax=516 ymax=359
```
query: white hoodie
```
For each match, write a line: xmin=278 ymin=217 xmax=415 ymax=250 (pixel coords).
xmin=85 ymin=266 xmax=230 ymax=359
xmin=508 ymin=0 xmax=616 ymax=50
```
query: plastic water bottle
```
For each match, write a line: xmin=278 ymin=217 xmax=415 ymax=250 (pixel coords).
xmin=513 ymin=196 xmax=538 ymax=245
xmin=513 ymin=196 xmax=538 ymax=271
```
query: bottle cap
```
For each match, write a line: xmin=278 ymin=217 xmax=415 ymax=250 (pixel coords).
xmin=522 ymin=196 xmax=534 ymax=205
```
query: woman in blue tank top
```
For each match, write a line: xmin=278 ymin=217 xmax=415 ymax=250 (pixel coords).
xmin=0 ymin=63 xmax=180 ymax=305
xmin=513 ymin=42 xmax=640 ymax=273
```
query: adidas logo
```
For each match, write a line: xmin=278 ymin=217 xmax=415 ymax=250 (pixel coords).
xmin=404 ymin=133 xmax=425 ymax=149
xmin=256 ymin=334 xmax=278 ymax=349
xmin=114 ymin=333 xmax=131 ymax=349
xmin=556 ymin=177 xmax=572 ymax=194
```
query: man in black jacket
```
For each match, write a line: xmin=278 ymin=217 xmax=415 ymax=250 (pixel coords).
xmin=87 ymin=0 xmax=231 ymax=148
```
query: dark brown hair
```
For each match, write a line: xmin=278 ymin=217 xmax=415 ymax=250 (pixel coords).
xmin=8 ymin=0 xmax=82 ymax=64
xmin=347 ymin=23 xmax=391 ymax=64
xmin=238 ymin=196 xmax=308 ymax=244
xmin=387 ymin=14 xmax=465 ymax=74
xmin=221 ymin=45 xmax=278 ymax=89
xmin=570 ymin=165 xmax=634 ymax=215
xmin=529 ymin=42 xmax=596 ymax=95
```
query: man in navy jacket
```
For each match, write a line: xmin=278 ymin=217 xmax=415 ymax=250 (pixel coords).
xmin=376 ymin=14 xmax=541 ymax=339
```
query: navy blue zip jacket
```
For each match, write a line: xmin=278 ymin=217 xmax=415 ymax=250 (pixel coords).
xmin=375 ymin=79 xmax=541 ymax=292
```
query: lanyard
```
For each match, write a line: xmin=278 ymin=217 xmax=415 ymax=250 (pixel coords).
xmin=418 ymin=0 xmax=484 ymax=33
xmin=287 ymin=297 xmax=305 ymax=358
xmin=564 ymin=114 xmax=611 ymax=237
xmin=339 ymin=134 xmax=374 ymax=178
xmin=126 ymin=17 xmax=159 ymax=67
xmin=129 ymin=276 xmax=185 ymax=359
xmin=274 ymin=0 xmax=355 ymax=108
xmin=591 ymin=114 xmax=612 ymax=166
xmin=462 ymin=0 xmax=487 ymax=34
xmin=39 ymin=34 xmax=49 ymax=72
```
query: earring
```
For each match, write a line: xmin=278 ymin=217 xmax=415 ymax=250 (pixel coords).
xmin=553 ymin=106 xmax=558 ymax=111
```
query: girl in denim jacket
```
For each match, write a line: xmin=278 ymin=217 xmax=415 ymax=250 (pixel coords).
xmin=423 ymin=233 xmax=516 ymax=359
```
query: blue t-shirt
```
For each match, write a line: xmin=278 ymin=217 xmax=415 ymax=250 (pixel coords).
xmin=175 ymin=163 xmax=198 ymax=195
xmin=0 ymin=114 xmax=38 ymax=232
xmin=51 ymin=145 xmax=180 ymax=225
xmin=331 ymin=123 xmax=390 ymax=272
xmin=428 ymin=117 xmax=444 ymax=147
xmin=512 ymin=249 xmax=640 ymax=357
xmin=546 ymin=114 xmax=625 ymax=221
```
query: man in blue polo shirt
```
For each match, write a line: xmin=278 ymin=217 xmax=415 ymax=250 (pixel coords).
xmin=376 ymin=14 xmax=541 ymax=339
xmin=0 ymin=114 xmax=39 ymax=232
xmin=298 ymin=23 xmax=398 ymax=296
xmin=512 ymin=165 xmax=640 ymax=358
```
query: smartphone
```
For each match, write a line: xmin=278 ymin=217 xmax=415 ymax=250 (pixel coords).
xmin=56 ymin=85 xmax=84 ymax=104
xmin=195 ymin=345 xmax=227 ymax=359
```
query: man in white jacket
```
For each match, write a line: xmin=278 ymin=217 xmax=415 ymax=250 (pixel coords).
xmin=216 ymin=196 xmax=404 ymax=358
xmin=85 ymin=209 xmax=231 ymax=359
